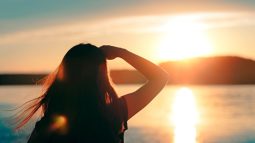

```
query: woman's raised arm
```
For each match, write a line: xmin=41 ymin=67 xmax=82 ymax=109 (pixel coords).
xmin=101 ymin=45 xmax=169 ymax=120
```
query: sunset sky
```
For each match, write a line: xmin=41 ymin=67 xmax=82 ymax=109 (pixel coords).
xmin=1 ymin=0 xmax=255 ymax=73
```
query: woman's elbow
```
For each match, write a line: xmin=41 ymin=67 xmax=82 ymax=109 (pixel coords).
xmin=157 ymin=70 xmax=169 ymax=85
xmin=162 ymin=72 xmax=169 ymax=84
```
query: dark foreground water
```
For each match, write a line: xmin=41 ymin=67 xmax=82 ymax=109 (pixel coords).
xmin=0 ymin=85 xmax=255 ymax=143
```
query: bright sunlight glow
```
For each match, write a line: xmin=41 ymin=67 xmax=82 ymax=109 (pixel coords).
xmin=158 ymin=16 xmax=213 ymax=61
xmin=171 ymin=87 xmax=200 ymax=143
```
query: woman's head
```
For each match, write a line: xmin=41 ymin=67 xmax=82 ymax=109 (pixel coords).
xmin=59 ymin=43 xmax=105 ymax=84
xmin=14 ymin=43 xmax=118 ymax=129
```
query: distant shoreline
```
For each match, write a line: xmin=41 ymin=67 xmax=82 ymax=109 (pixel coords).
xmin=1 ymin=56 xmax=255 ymax=85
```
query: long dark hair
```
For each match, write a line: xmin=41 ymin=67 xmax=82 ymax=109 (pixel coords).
xmin=13 ymin=44 xmax=121 ymax=134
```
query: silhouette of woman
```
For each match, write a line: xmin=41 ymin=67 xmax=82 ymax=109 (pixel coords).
xmin=15 ymin=43 xmax=168 ymax=143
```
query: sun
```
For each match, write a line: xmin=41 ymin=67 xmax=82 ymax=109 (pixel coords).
xmin=158 ymin=16 xmax=213 ymax=61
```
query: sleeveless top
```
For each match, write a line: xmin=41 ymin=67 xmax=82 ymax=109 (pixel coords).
xmin=27 ymin=97 xmax=128 ymax=143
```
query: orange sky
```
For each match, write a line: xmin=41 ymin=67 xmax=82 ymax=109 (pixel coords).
xmin=0 ymin=1 xmax=255 ymax=73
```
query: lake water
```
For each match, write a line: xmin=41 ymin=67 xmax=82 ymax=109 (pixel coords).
xmin=0 ymin=85 xmax=255 ymax=143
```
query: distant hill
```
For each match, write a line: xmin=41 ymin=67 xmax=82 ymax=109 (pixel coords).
xmin=1 ymin=56 xmax=255 ymax=85
xmin=160 ymin=56 xmax=255 ymax=84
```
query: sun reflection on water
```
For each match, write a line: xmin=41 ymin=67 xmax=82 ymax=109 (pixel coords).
xmin=171 ymin=87 xmax=200 ymax=143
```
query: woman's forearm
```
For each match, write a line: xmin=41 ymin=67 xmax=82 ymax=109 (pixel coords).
xmin=117 ymin=48 xmax=168 ymax=82
xmin=100 ymin=45 xmax=169 ymax=119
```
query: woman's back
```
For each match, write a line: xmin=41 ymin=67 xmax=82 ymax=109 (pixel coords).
xmin=28 ymin=83 xmax=127 ymax=143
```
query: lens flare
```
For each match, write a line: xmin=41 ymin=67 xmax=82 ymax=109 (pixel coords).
xmin=171 ymin=87 xmax=200 ymax=143
xmin=50 ymin=115 xmax=68 ymax=134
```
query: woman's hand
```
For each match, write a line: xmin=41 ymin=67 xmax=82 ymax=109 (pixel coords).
xmin=100 ymin=45 xmax=124 ymax=60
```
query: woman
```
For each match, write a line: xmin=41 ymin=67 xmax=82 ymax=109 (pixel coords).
xmin=15 ymin=43 xmax=168 ymax=143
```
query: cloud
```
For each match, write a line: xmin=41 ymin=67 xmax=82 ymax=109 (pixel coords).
xmin=0 ymin=11 xmax=255 ymax=72
xmin=1 ymin=11 xmax=255 ymax=44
